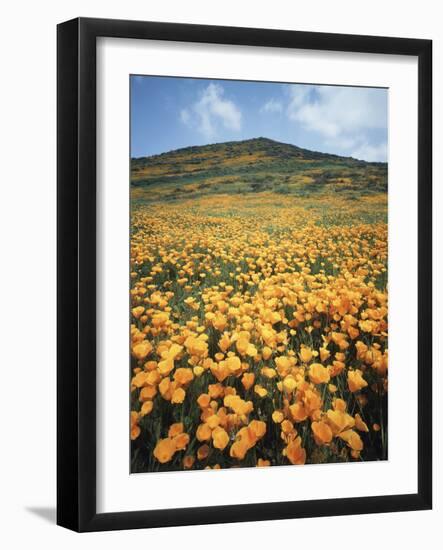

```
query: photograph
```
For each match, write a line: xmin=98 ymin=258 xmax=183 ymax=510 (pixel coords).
xmin=129 ymin=76 xmax=388 ymax=473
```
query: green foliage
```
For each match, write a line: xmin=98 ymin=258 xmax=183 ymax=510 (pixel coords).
xmin=131 ymin=137 xmax=387 ymax=203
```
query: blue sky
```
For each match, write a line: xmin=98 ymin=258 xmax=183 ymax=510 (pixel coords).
xmin=131 ymin=76 xmax=388 ymax=162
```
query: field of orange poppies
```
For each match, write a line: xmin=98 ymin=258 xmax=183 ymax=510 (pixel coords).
xmin=130 ymin=191 xmax=388 ymax=472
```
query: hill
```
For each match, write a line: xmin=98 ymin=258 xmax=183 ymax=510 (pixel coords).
xmin=131 ymin=137 xmax=387 ymax=202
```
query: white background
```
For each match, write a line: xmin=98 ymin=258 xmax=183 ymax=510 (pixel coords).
xmin=97 ymin=38 xmax=418 ymax=513
xmin=0 ymin=0 xmax=441 ymax=548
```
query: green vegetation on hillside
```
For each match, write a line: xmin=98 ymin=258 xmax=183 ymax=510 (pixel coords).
xmin=131 ymin=137 xmax=387 ymax=203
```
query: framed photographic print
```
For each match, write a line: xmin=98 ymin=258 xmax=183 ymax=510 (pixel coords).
xmin=57 ymin=17 xmax=432 ymax=532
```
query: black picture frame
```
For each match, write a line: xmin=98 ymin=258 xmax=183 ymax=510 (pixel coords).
xmin=57 ymin=17 xmax=432 ymax=532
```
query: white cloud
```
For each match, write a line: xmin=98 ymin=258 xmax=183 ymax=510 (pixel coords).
xmin=350 ymin=141 xmax=387 ymax=162
xmin=180 ymin=109 xmax=190 ymax=124
xmin=180 ymin=83 xmax=242 ymax=138
xmin=287 ymin=85 xmax=386 ymax=138
xmin=260 ymin=99 xmax=283 ymax=114
xmin=287 ymin=85 xmax=312 ymax=110
xmin=325 ymin=136 xmax=358 ymax=150
xmin=286 ymin=84 xmax=387 ymax=161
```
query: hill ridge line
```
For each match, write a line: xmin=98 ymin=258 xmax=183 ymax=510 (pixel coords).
xmin=131 ymin=137 xmax=386 ymax=166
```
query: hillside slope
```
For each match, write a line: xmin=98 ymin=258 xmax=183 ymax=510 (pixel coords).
xmin=131 ymin=137 xmax=387 ymax=201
